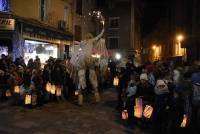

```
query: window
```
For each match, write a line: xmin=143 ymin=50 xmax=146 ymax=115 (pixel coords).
xmin=0 ymin=0 xmax=10 ymax=12
xmin=40 ymin=0 xmax=47 ymax=21
xmin=75 ymin=25 xmax=82 ymax=41
xmin=64 ymin=6 xmax=69 ymax=29
xmin=108 ymin=37 xmax=119 ymax=49
xmin=76 ymin=0 xmax=82 ymax=15
xmin=109 ymin=17 xmax=120 ymax=29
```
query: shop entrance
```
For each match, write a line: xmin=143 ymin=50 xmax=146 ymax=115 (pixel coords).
xmin=24 ymin=40 xmax=58 ymax=64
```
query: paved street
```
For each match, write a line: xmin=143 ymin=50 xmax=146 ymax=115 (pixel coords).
xmin=0 ymin=89 xmax=148 ymax=134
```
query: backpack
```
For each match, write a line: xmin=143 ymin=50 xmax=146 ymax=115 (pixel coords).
xmin=127 ymin=84 xmax=137 ymax=97
xmin=148 ymin=73 xmax=156 ymax=86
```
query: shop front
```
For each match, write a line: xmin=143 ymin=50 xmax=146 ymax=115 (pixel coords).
xmin=0 ymin=14 xmax=73 ymax=62
xmin=19 ymin=18 xmax=73 ymax=64
xmin=0 ymin=17 xmax=15 ymax=56
xmin=24 ymin=40 xmax=58 ymax=64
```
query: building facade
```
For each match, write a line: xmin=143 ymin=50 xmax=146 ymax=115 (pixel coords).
xmin=0 ymin=0 xmax=74 ymax=63
xmin=72 ymin=0 xmax=102 ymax=53
xmin=104 ymin=0 xmax=142 ymax=58
xmin=143 ymin=0 xmax=200 ymax=62
xmin=74 ymin=0 xmax=99 ymax=43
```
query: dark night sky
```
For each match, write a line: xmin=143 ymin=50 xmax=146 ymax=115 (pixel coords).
xmin=141 ymin=0 xmax=170 ymax=37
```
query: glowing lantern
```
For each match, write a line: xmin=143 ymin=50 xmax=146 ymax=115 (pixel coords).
xmin=51 ymin=85 xmax=56 ymax=95
xmin=32 ymin=94 xmax=37 ymax=106
xmin=180 ymin=114 xmax=187 ymax=128
xmin=75 ymin=90 xmax=79 ymax=96
xmin=113 ymin=77 xmax=119 ymax=86
xmin=134 ymin=98 xmax=143 ymax=118
xmin=56 ymin=86 xmax=62 ymax=97
xmin=143 ymin=105 xmax=154 ymax=118
xmin=6 ymin=90 xmax=12 ymax=97
xmin=46 ymin=82 xmax=51 ymax=93
xmin=122 ymin=110 xmax=128 ymax=120
xmin=25 ymin=95 xmax=32 ymax=105
xmin=14 ymin=86 xmax=20 ymax=93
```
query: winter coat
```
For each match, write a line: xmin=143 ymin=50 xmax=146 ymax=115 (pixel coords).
xmin=136 ymin=82 xmax=154 ymax=102
xmin=191 ymin=72 xmax=200 ymax=85
xmin=51 ymin=65 xmax=64 ymax=85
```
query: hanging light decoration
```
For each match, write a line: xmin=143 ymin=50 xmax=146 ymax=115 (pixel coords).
xmin=88 ymin=10 xmax=105 ymax=26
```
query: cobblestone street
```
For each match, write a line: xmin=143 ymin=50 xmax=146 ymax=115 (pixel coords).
xmin=0 ymin=89 xmax=149 ymax=134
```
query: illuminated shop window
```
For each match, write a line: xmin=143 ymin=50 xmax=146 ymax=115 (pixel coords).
xmin=0 ymin=0 xmax=10 ymax=12
xmin=0 ymin=46 xmax=8 ymax=56
xmin=24 ymin=40 xmax=58 ymax=64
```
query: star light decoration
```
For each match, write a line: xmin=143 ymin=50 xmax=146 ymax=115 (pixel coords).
xmin=89 ymin=10 xmax=105 ymax=26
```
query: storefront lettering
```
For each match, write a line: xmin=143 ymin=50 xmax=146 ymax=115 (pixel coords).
xmin=23 ymin=32 xmax=58 ymax=43
xmin=0 ymin=19 xmax=11 ymax=25
xmin=0 ymin=18 xmax=15 ymax=30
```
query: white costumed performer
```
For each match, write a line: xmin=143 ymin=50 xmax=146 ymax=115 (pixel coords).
xmin=71 ymin=27 xmax=105 ymax=105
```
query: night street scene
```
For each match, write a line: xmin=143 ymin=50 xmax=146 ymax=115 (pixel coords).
xmin=0 ymin=0 xmax=200 ymax=134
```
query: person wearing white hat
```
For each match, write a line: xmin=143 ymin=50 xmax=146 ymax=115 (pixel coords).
xmin=137 ymin=73 xmax=154 ymax=102
xmin=154 ymin=79 xmax=169 ymax=95
xmin=153 ymin=78 xmax=171 ymax=134
xmin=140 ymin=73 xmax=148 ymax=81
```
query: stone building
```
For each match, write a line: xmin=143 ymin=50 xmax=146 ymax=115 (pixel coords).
xmin=0 ymin=0 xmax=74 ymax=63
xmin=102 ymin=0 xmax=143 ymax=58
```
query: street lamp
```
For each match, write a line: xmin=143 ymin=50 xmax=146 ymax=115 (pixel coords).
xmin=176 ymin=34 xmax=187 ymax=61
xmin=115 ymin=53 xmax=121 ymax=60
xmin=152 ymin=45 xmax=156 ymax=50
xmin=177 ymin=35 xmax=184 ymax=42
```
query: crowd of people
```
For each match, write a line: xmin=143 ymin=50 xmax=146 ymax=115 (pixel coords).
xmin=114 ymin=59 xmax=200 ymax=134
xmin=1 ymin=53 xmax=200 ymax=133
xmin=0 ymin=54 xmax=77 ymax=107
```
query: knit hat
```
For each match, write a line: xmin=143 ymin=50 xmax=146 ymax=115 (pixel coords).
xmin=140 ymin=73 xmax=148 ymax=81
xmin=154 ymin=79 xmax=169 ymax=95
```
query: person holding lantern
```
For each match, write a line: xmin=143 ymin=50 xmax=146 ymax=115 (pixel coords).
xmin=125 ymin=74 xmax=139 ymax=124
xmin=167 ymin=67 xmax=192 ymax=134
xmin=135 ymin=73 xmax=154 ymax=127
xmin=152 ymin=75 xmax=172 ymax=134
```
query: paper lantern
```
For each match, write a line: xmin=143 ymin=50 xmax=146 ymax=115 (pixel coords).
xmin=143 ymin=105 xmax=153 ymax=118
xmin=46 ymin=82 xmax=51 ymax=92
xmin=180 ymin=114 xmax=187 ymax=128
xmin=32 ymin=94 xmax=37 ymax=106
xmin=113 ymin=77 xmax=119 ymax=86
xmin=25 ymin=95 xmax=32 ymax=105
xmin=122 ymin=110 xmax=128 ymax=120
xmin=75 ymin=90 xmax=79 ymax=96
xmin=56 ymin=86 xmax=62 ymax=96
xmin=6 ymin=90 xmax=12 ymax=97
xmin=51 ymin=85 xmax=56 ymax=95
xmin=14 ymin=86 xmax=20 ymax=93
xmin=134 ymin=98 xmax=143 ymax=118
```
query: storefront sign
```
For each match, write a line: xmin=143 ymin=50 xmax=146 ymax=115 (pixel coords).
xmin=0 ymin=18 xmax=15 ymax=30
xmin=22 ymin=23 xmax=73 ymax=41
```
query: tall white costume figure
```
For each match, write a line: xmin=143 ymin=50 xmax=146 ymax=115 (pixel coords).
xmin=70 ymin=27 xmax=107 ymax=105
